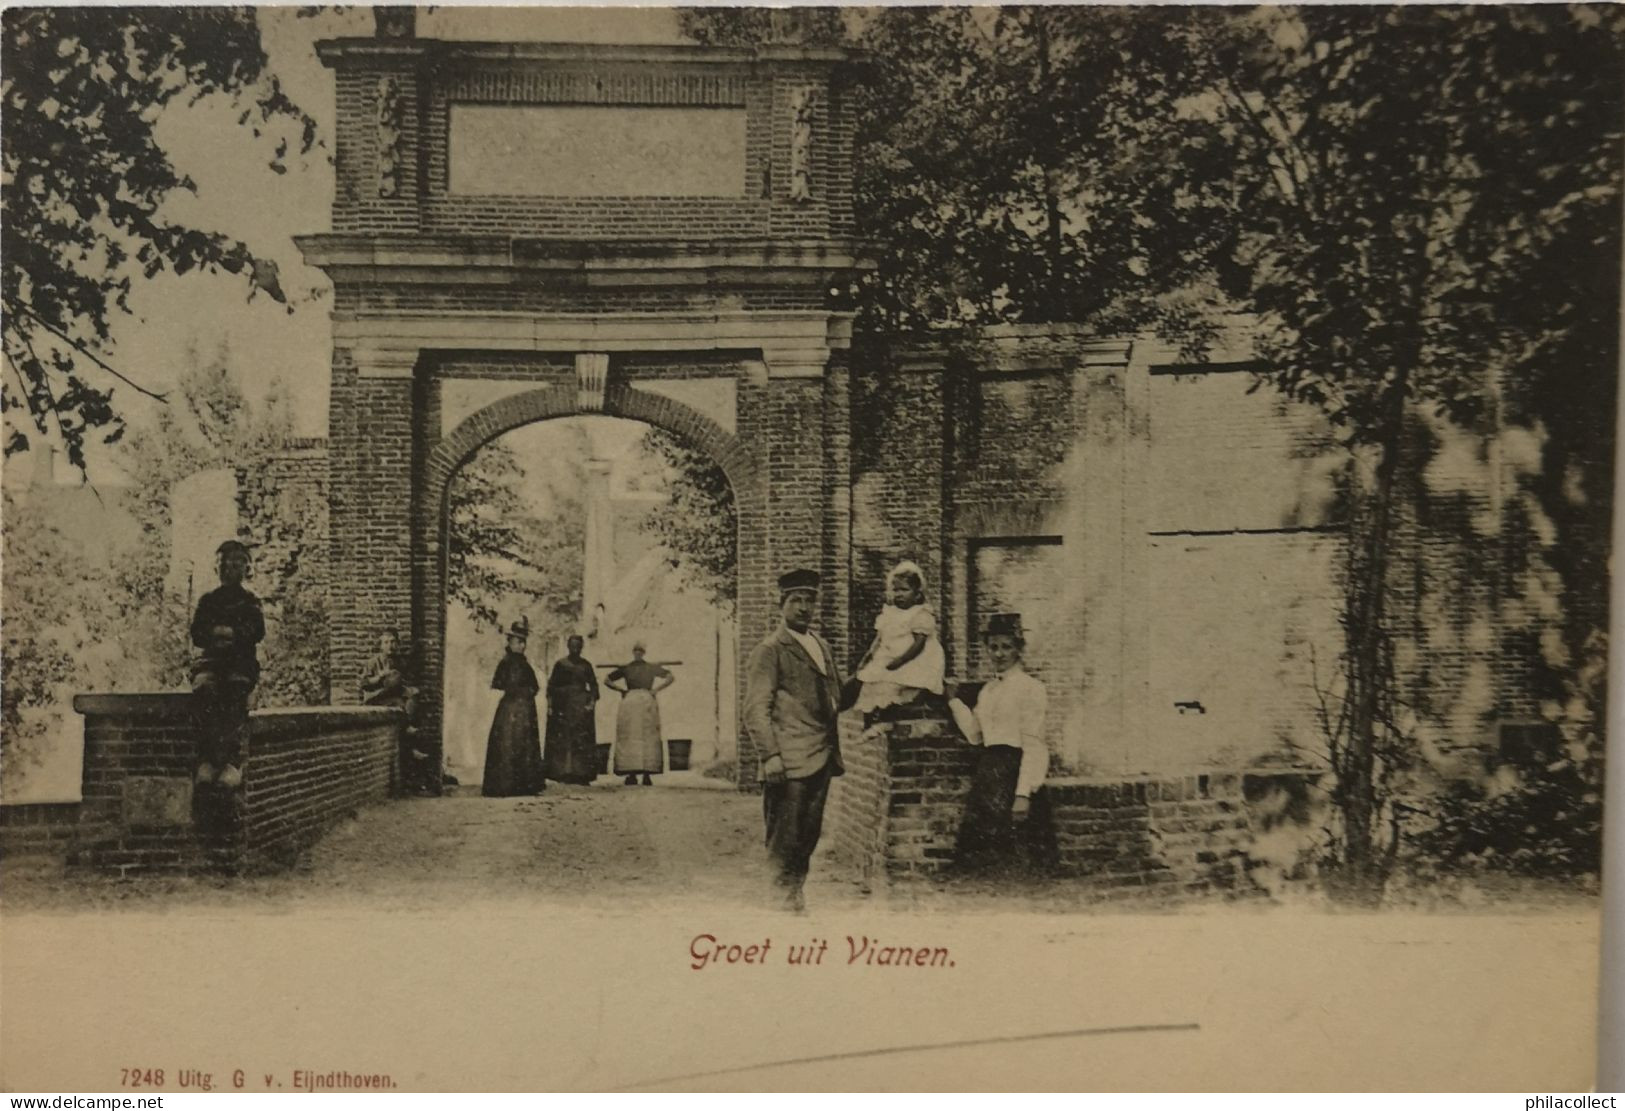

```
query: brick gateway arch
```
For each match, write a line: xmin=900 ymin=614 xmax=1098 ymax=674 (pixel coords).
xmin=415 ymin=383 xmax=762 ymax=757
xmin=297 ymin=30 xmax=875 ymax=790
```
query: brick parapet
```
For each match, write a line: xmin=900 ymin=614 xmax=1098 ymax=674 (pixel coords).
xmin=826 ymin=705 xmax=1264 ymax=902
xmin=0 ymin=802 xmax=81 ymax=860
xmin=66 ymin=694 xmax=400 ymax=877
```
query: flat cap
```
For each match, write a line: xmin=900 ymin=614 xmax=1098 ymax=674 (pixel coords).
xmin=777 ymin=568 xmax=821 ymax=593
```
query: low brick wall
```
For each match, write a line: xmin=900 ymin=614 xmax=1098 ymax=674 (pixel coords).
xmin=1042 ymin=775 xmax=1254 ymax=897
xmin=826 ymin=705 xmax=1262 ymax=900
xmin=68 ymin=694 xmax=401 ymax=877
xmin=238 ymin=707 xmax=400 ymax=870
xmin=827 ymin=709 xmax=978 ymax=887
xmin=0 ymin=802 xmax=81 ymax=860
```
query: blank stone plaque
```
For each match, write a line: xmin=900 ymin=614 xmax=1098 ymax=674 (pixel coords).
xmin=123 ymin=777 xmax=193 ymax=827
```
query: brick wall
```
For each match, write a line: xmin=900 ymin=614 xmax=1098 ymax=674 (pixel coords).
xmin=72 ymin=694 xmax=204 ymax=875
xmin=849 ymin=351 xmax=948 ymax=661
xmin=1041 ymin=774 xmax=1255 ymax=898
xmin=328 ymin=355 xmax=416 ymax=706
xmin=823 ymin=704 xmax=1262 ymax=901
xmin=0 ymin=803 xmax=79 ymax=860
xmin=826 ymin=709 xmax=979 ymax=885
xmin=68 ymin=694 xmax=400 ymax=877
xmin=238 ymin=708 xmax=399 ymax=871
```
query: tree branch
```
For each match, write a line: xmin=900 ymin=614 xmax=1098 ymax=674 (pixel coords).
xmin=9 ymin=301 xmax=170 ymax=402
xmin=1219 ymin=70 xmax=1308 ymax=209
xmin=14 ymin=322 xmax=74 ymax=452
xmin=3 ymin=344 xmax=49 ymax=436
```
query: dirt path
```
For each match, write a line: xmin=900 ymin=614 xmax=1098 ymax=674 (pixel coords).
xmin=2 ymin=775 xmax=1597 ymax=916
xmin=306 ymin=778 xmax=778 ymax=906
xmin=0 ymin=775 xmax=872 ymax=913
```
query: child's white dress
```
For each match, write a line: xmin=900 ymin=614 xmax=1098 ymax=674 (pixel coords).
xmin=855 ymin=603 xmax=945 ymax=710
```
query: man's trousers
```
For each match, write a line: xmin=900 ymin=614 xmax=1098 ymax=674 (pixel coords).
xmin=763 ymin=759 xmax=833 ymax=894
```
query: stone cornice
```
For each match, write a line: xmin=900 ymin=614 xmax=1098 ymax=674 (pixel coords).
xmin=334 ymin=309 xmax=855 ymax=380
xmin=315 ymin=38 xmax=860 ymax=70
xmin=295 ymin=235 xmax=878 ymax=290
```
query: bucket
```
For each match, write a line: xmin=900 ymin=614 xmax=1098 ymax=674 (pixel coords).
xmin=594 ymin=743 xmax=612 ymax=778
xmin=667 ymin=739 xmax=693 ymax=772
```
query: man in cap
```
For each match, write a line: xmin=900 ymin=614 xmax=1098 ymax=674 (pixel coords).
xmin=744 ymin=568 xmax=845 ymax=911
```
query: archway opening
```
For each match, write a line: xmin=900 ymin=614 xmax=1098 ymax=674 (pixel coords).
xmin=438 ymin=414 xmax=739 ymax=792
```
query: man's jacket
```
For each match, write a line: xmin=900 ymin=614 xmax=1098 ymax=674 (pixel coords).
xmin=744 ymin=624 xmax=845 ymax=780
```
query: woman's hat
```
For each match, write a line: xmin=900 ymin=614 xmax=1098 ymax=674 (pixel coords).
xmin=507 ymin=616 xmax=530 ymax=638
xmin=982 ymin=612 xmax=1023 ymax=638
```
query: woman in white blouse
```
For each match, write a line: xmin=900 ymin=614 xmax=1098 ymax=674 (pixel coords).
xmin=953 ymin=612 xmax=1049 ymax=871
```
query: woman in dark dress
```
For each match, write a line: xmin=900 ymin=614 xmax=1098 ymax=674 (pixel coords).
xmin=606 ymin=643 xmax=675 ymax=786
xmin=544 ymin=634 xmax=600 ymax=785
xmin=482 ymin=617 xmax=544 ymax=797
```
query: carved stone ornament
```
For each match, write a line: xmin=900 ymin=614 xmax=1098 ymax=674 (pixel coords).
xmin=788 ymin=87 xmax=816 ymax=203
xmin=372 ymin=7 xmax=417 ymax=39
xmin=376 ymin=75 xmax=404 ymax=199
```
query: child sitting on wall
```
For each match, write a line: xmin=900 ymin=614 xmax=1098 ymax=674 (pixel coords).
xmin=852 ymin=560 xmax=947 ymax=716
xmin=189 ymin=539 xmax=264 ymax=790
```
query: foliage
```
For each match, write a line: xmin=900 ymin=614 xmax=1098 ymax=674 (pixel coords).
xmin=683 ymin=5 xmax=1621 ymax=899
xmin=637 ymin=427 xmax=736 ymax=612
xmin=117 ymin=348 xmax=312 ymax=697
xmin=0 ymin=489 xmax=134 ymax=772
xmin=1 ymin=7 xmax=313 ymax=469
xmin=1168 ymin=7 xmax=1623 ymax=900
xmin=1413 ymin=731 xmax=1606 ymax=881
xmin=684 ymin=7 xmax=1228 ymax=336
xmin=446 ymin=435 xmax=586 ymax=651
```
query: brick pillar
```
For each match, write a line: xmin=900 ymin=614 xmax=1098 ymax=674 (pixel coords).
xmin=822 ymin=354 xmax=853 ymax=669
xmin=327 ymin=350 xmax=417 ymax=716
xmin=734 ymin=371 xmax=832 ymax=789
xmin=1073 ymin=363 xmax=1131 ymax=774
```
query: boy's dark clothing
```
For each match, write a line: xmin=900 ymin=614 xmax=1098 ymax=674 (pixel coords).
xmin=190 ymin=584 xmax=265 ymax=684
xmin=189 ymin=583 xmax=265 ymax=777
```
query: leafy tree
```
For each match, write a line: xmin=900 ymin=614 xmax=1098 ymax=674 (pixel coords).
xmin=446 ymin=435 xmax=587 ymax=651
xmin=683 ymin=5 xmax=1621 ymax=901
xmin=2 ymin=348 xmax=325 ymax=776
xmin=684 ymin=6 xmax=1228 ymax=336
xmin=0 ymin=488 xmax=133 ymax=774
xmin=1 ymin=7 xmax=312 ymax=469
xmin=117 ymin=347 xmax=309 ymax=695
xmin=637 ymin=427 xmax=736 ymax=613
xmin=1152 ymin=7 xmax=1623 ymax=901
